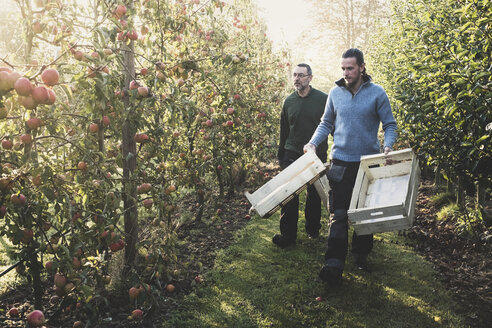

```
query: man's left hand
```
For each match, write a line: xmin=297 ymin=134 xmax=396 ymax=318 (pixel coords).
xmin=384 ymin=146 xmax=394 ymax=165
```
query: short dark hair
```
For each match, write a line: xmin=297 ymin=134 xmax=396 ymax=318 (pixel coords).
xmin=342 ymin=48 xmax=364 ymax=66
xmin=296 ymin=63 xmax=312 ymax=76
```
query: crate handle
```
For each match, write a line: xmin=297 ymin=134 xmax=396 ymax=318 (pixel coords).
xmin=370 ymin=211 xmax=384 ymax=216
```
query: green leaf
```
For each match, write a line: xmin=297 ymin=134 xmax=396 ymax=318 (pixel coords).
xmin=476 ymin=135 xmax=490 ymax=143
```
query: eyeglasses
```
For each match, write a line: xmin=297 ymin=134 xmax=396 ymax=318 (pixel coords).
xmin=293 ymin=73 xmax=310 ymax=78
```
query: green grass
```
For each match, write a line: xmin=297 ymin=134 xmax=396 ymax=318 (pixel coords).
xmin=163 ymin=212 xmax=466 ymax=327
xmin=0 ymin=237 xmax=24 ymax=294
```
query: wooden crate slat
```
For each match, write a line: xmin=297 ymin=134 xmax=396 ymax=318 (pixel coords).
xmin=245 ymin=151 xmax=324 ymax=204
xmin=352 ymin=215 xmax=412 ymax=235
xmin=370 ymin=161 xmax=412 ymax=180
xmin=349 ymin=167 xmax=366 ymax=210
xmin=358 ymin=175 xmax=370 ymax=210
xmin=245 ymin=151 xmax=327 ymax=217
xmin=252 ymin=166 xmax=324 ymax=216
xmin=357 ymin=148 xmax=415 ymax=166
xmin=348 ymin=203 xmax=405 ymax=222
xmin=313 ymin=174 xmax=330 ymax=209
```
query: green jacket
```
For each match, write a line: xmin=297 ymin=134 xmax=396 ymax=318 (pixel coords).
xmin=278 ymin=87 xmax=328 ymax=161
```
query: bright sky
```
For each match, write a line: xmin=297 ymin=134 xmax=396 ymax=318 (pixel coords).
xmin=253 ymin=0 xmax=311 ymax=49
xmin=252 ymin=0 xmax=337 ymax=88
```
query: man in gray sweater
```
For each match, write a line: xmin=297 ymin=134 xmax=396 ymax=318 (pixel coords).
xmin=305 ymin=48 xmax=397 ymax=285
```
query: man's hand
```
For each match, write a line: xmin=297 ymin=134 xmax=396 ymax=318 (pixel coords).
xmin=384 ymin=146 xmax=394 ymax=165
xmin=303 ymin=143 xmax=316 ymax=153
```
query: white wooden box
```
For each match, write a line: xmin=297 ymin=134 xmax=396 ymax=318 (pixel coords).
xmin=348 ymin=148 xmax=420 ymax=235
xmin=245 ymin=151 xmax=329 ymax=217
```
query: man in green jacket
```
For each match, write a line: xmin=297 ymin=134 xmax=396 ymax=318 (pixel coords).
xmin=274 ymin=63 xmax=329 ymax=248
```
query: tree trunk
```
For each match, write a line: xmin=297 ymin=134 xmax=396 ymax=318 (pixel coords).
xmin=456 ymin=176 xmax=465 ymax=210
xmin=28 ymin=250 xmax=43 ymax=310
xmin=121 ymin=2 xmax=137 ymax=274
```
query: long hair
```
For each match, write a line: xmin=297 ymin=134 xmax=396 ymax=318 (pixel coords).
xmin=342 ymin=48 xmax=368 ymax=78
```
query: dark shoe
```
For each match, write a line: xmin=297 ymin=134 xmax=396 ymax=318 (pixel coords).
xmin=319 ymin=265 xmax=342 ymax=286
xmin=272 ymin=234 xmax=295 ymax=248
xmin=354 ymin=254 xmax=371 ymax=272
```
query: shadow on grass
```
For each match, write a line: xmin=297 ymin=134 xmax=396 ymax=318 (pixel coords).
xmin=164 ymin=214 xmax=466 ymax=328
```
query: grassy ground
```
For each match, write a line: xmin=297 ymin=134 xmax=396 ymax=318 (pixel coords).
xmin=0 ymin=238 xmax=21 ymax=295
xmin=163 ymin=206 xmax=466 ymax=327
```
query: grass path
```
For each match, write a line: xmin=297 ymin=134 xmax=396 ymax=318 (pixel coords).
xmin=164 ymin=210 xmax=466 ymax=328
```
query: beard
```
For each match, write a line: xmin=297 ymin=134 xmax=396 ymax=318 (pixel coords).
xmin=295 ymin=82 xmax=308 ymax=92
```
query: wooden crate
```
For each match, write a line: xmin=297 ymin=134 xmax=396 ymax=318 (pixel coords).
xmin=348 ymin=148 xmax=420 ymax=235
xmin=245 ymin=151 xmax=328 ymax=217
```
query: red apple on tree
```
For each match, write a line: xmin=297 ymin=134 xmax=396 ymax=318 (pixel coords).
xmin=32 ymin=86 xmax=50 ymax=104
xmin=41 ymin=68 xmax=59 ymax=86
xmin=102 ymin=115 xmax=110 ymax=126
xmin=10 ymin=193 xmax=26 ymax=205
xmin=129 ymin=80 xmax=139 ymax=90
xmin=26 ymin=310 xmax=45 ymax=327
xmin=74 ymin=50 xmax=85 ymax=61
xmin=115 ymin=4 xmax=127 ymax=18
xmin=143 ymin=199 xmax=153 ymax=209
xmin=72 ymin=257 xmax=81 ymax=269
xmin=134 ymin=133 xmax=149 ymax=143
xmin=2 ymin=138 xmax=13 ymax=149
xmin=20 ymin=134 xmax=33 ymax=144
xmin=14 ymin=77 xmax=33 ymax=96
xmin=77 ymin=161 xmax=88 ymax=171
xmin=0 ymin=205 xmax=7 ymax=218
xmin=46 ymin=88 xmax=56 ymax=105
xmin=131 ymin=309 xmax=143 ymax=319
xmin=128 ymin=30 xmax=138 ymax=40
xmin=45 ymin=261 xmax=54 ymax=272
xmin=137 ymin=86 xmax=149 ymax=97
xmin=54 ymin=273 xmax=67 ymax=288
xmin=137 ymin=183 xmax=152 ymax=194
xmin=26 ymin=117 xmax=42 ymax=129
xmin=7 ymin=307 xmax=19 ymax=317
xmin=73 ymin=321 xmax=84 ymax=328
xmin=21 ymin=228 xmax=33 ymax=244
xmin=129 ymin=287 xmax=140 ymax=301
xmin=89 ymin=123 xmax=99 ymax=133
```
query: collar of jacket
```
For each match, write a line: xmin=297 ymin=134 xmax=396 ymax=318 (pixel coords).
xmin=335 ymin=74 xmax=372 ymax=87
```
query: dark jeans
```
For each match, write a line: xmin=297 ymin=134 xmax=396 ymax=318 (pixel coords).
xmin=279 ymin=150 xmax=327 ymax=241
xmin=324 ymin=159 xmax=373 ymax=270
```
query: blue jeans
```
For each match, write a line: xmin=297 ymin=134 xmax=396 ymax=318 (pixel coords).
xmin=324 ymin=159 xmax=373 ymax=270
xmin=279 ymin=150 xmax=327 ymax=241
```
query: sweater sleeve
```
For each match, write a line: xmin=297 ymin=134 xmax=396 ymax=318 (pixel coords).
xmin=308 ymin=93 xmax=334 ymax=147
xmin=277 ymin=104 xmax=289 ymax=161
xmin=377 ymin=89 xmax=398 ymax=149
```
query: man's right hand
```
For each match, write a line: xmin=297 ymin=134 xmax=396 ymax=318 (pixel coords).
xmin=303 ymin=143 xmax=316 ymax=153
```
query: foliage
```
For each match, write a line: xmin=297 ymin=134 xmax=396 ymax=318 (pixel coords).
xmin=0 ymin=0 xmax=289 ymax=325
xmin=370 ymin=0 xmax=492 ymax=202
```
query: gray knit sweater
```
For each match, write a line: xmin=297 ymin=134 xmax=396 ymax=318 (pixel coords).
xmin=309 ymin=77 xmax=397 ymax=162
